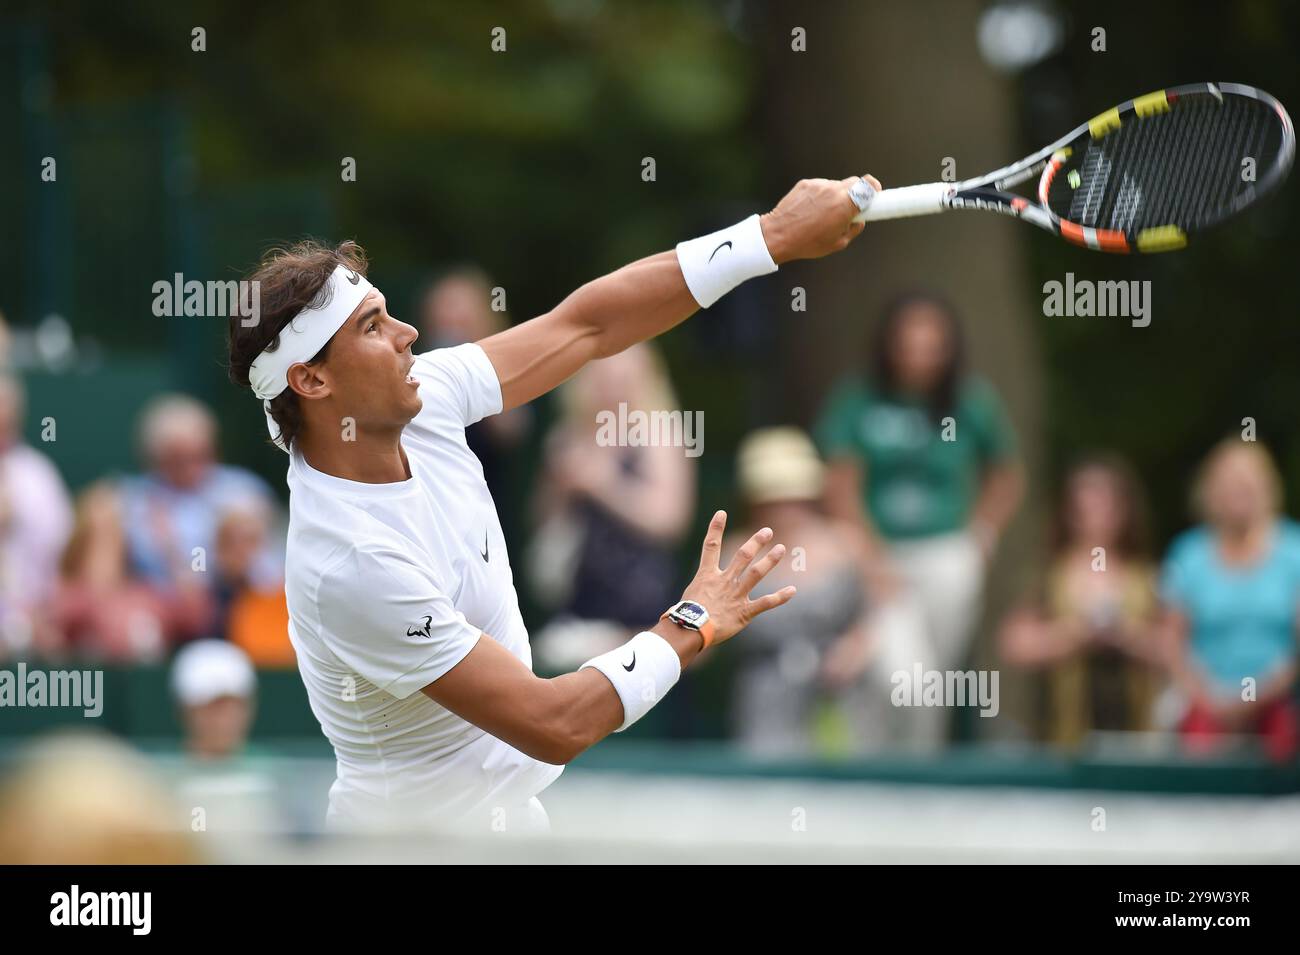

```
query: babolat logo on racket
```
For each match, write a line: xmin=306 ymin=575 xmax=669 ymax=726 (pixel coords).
xmin=947 ymin=196 xmax=1020 ymax=217
xmin=849 ymin=82 xmax=1294 ymax=253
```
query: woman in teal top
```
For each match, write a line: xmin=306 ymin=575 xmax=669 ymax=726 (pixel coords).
xmin=815 ymin=291 xmax=1023 ymax=744
xmin=1160 ymin=439 xmax=1300 ymax=762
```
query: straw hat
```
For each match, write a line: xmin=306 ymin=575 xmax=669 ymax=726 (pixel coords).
xmin=736 ymin=427 xmax=825 ymax=505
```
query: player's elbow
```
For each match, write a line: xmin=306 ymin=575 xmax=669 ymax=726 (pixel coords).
xmin=537 ymin=714 xmax=596 ymax=765
xmin=518 ymin=730 xmax=584 ymax=766
xmin=535 ymin=737 xmax=585 ymax=766
xmin=528 ymin=689 xmax=600 ymax=765
xmin=512 ymin=717 xmax=578 ymax=765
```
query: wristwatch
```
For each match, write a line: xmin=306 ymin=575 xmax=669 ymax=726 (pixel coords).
xmin=662 ymin=600 xmax=717 ymax=649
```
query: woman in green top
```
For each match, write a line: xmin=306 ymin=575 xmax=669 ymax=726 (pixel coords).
xmin=816 ymin=291 xmax=1023 ymax=746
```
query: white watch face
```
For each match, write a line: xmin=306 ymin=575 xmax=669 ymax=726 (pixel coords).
xmin=671 ymin=601 xmax=708 ymax=629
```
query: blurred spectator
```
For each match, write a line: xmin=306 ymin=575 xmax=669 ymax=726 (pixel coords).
xmin=0 ymin=372 xmax=73 ymax=655
xmin=417 ymin=266 xmax=533 ymax=504
xmin=171 ymin=639 xmax=257 ymax=760
xmin=816 ymin=291 xmax=1023 ymax=745
xmin=214 ymin=504 xmax=293 ymax=667
xmin=118 ymin=394 xmax=280 ymax=602
xmin=0 ymin=731 xmax=201 ymax=864
xmin=999 ymin=456 xmax=1164 ymax=749
xmin=170 ymin=639 xmax=285 ymax=834
xmin=1160 ymin=439 xmax=1300 ymax=762
xmin=418 ymin=265 xmax=499 ymax=349
xmin=44 ymin=482 xmax=209 ymax=662
xmin=724 ymin=428 xmax=872 ymax=755
xmin=528 ymin=343 xmax=695 ymax=667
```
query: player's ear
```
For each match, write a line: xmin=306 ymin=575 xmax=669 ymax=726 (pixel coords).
xmin=286 ymin=361 xmax=331 ymax=401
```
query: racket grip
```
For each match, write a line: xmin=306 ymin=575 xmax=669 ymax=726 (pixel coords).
xmin=851 ymin=182 xmax=951 ymax=223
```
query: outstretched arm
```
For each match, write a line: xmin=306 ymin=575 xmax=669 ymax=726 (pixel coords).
xmin=479 ymin=175 xmax=878 ymax=411
xmin=423 ymin=512 xmax=795 ymax=763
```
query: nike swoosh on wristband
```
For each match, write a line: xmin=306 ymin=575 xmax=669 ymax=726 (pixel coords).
xmin=623 ymin=653 xmax=636 ymax=672
xmin=708 ymin=240 xmax=733 ymax=262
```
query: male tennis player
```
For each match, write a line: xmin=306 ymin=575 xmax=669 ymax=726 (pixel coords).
xmin=227 ymin=174 xmax=880 ymax=832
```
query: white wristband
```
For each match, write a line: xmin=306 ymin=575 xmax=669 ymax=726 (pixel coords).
xmin=580 ymin=630 xmax=682 ymax=732
xmin=675 ymin=213 xmax=778 ymax=309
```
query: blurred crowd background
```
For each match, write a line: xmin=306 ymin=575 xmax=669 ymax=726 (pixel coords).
xmin=2 ymin=0 xmax=1300 ymax=856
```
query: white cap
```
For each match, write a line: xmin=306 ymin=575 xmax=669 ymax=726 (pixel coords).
xmin=171 ymin=640 xmax=256 ymax=707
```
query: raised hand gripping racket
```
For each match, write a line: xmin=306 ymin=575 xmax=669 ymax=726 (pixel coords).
xmin=851 ymin=83 xmax=1294 ymax=252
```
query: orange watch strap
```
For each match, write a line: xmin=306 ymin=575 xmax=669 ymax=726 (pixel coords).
xmin=662 ymin=605 xmax=714 ymax=650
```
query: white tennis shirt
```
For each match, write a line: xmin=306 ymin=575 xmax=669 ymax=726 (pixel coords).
xmin=284 ymin=342 xmax=564 ymax=831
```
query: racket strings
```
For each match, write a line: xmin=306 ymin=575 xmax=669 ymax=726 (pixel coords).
xmin=1155 ymin=95 xmax=1206 ymax=225
xmin=1050 ymin=96 xmax=1281 ymax=233
xmin=1185 ymin=98 xmax=1253 ymax=223
xmin=1236 ymin=105 xmax=1273 ymax=210
xmin=1109 ymin=100 xmax=1244 ymax=229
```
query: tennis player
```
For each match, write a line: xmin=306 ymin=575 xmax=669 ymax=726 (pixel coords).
xmin=226 ymin=174 xmax=879 ymax=833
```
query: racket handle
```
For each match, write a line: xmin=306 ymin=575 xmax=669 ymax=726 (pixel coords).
xmin=851 ymin=181 xmax=951 ymax=223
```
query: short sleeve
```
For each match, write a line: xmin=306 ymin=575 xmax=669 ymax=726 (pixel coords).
xmin=413 ymin=342 xmax=504 ymax=428
xmin=814 ymin=378 xmax=865 ymax=460
xmin=316 ymin=547 xmax=482 ymax=699
xmin=964 ymin=378 xmax=1018 ymax=462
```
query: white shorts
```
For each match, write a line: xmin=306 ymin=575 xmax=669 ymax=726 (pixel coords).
xmin=325 ymin=791 xmax=552 ymax=835
xmin=495 ymin=796 xmax=551 ymax=835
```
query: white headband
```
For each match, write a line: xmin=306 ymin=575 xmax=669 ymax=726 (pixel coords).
xmin=248 ymin=264 xmax=373 ymax=452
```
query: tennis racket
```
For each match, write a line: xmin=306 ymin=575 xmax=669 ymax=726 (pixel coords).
xmin=851 ymin=82 xmax=1294 ymax=253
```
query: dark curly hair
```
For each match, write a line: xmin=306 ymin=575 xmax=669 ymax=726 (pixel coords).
xmin=227 ymin=239 xmax=369 ymax=451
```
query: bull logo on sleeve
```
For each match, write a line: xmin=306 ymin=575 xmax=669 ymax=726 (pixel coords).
xmin=406 ymin=615 xmax=434 ymax=638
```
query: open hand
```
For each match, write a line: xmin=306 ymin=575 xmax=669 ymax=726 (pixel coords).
xmin=681 ymin=510 xmax=797 ymax=645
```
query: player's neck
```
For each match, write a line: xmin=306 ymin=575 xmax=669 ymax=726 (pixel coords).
xmin=298 ymin=424 xmax=411 ymax=485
